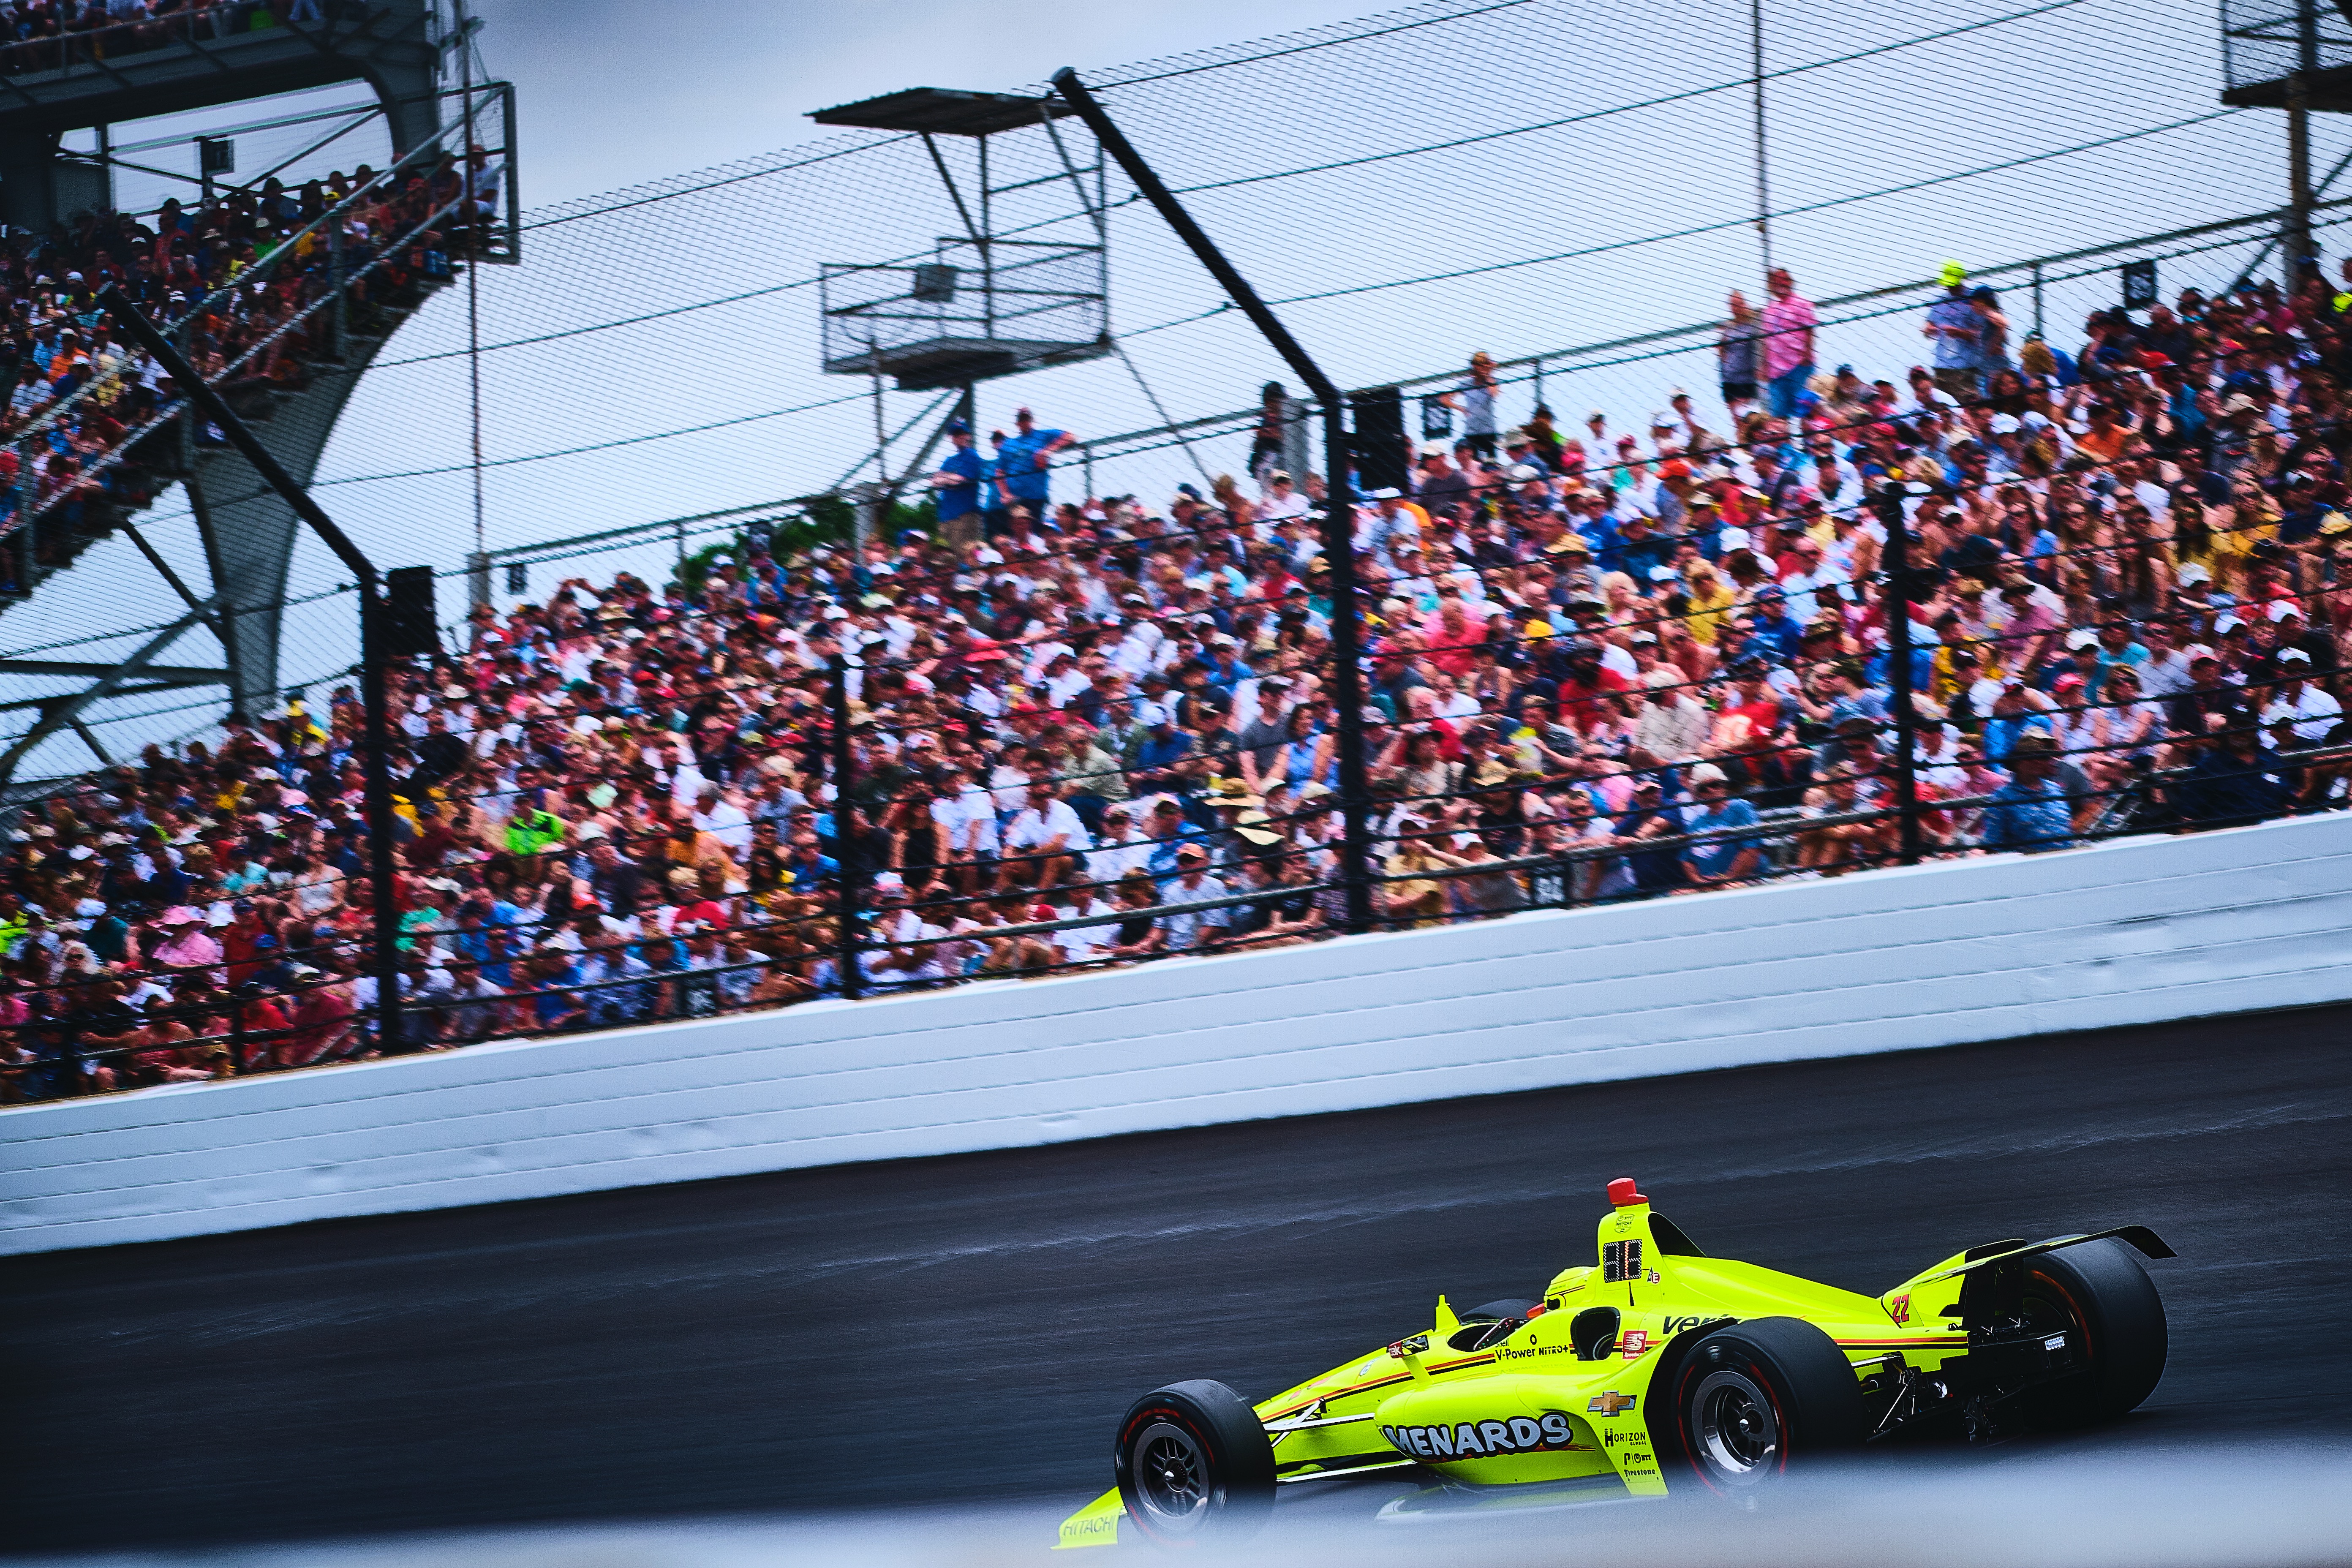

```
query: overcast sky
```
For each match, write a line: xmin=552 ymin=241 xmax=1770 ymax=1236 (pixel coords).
xmin=471 ymin=0 xmax=1380 ymax=205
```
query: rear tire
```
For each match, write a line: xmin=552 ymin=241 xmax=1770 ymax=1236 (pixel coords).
xmin=1113 ymin=1380 xmax=1275 ymax=1550
xmin=1667 ymin=1318 xmax=1864 ymax=1499
xmin=2017 ymin=1237 xmax=2167 ymax=1428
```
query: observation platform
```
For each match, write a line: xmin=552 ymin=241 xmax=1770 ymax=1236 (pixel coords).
xmin=810 ymin=86 xmax=1109 ymax=392
xmin=821 ymin=334 xmax=1111 ymax=390
xmin=2221 ymin=64 xmax=2352 ymax=109
xmin=2219 ymin=0 xmax=2352 ymax=111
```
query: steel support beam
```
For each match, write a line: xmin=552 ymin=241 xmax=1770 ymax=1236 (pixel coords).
xmin=0 ymin=596 xmax=218 ymax=782
xmin=0 ymin=659 xmax=230 ymax=682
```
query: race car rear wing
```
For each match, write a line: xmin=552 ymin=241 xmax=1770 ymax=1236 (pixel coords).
xmin=1884 ymin=1226 xmax=2174 ymax=1315
xmin=1916 ymin=1226 xmax=2174 ymax=1287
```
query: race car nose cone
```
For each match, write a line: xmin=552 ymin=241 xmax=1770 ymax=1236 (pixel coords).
xmin=1607 ymin=1177 xmax=1648 ymax=1207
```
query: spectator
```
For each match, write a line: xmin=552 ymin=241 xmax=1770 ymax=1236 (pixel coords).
xmin=995 ymin=406 xmax=1075 ymax=530
xmin=1156 ymin=844 xmax=1228 ymax=951
xmin=1441 ymin=352 xmax=1503 ymax=459
xmin=1924 ymin=262 xmax=1984 ymax=402
xmin=1680 ymin=763 xmax=1762 ymax=889
xmin=1717 ymin=292 xmax=1764 ymax=420
xmin=1760 ymin=267 xmax=1818 ymax=419
xmin=1981 ymin=733 xmax=2080 ymax=853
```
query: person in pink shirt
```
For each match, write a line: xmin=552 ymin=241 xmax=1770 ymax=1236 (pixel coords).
xmin=1990 ymin=579 xmax=2068 ymax=685
xmin=147 ymin=907 xmax=223 ymax=987
xmin=1760 ymin=267 xmax=1818 ymax=419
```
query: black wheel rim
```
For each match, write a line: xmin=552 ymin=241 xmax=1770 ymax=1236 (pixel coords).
xmin=1133 ymin=1420 xmax=1214 ymax=1532
xmin=1691 ymin=1367 xmax=1780 ymax=1485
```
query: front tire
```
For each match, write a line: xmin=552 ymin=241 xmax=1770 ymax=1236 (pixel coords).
xmin=1667 ymin=1318 xmax=1864 ymax=1499
xmin=1113 ymin=1380 xmax=1275 ymax=1550
xmin=2017 ymin=1237 xmax=2167 ymax=1428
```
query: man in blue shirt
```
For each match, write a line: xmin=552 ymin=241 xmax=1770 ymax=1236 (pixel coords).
xmin=1744 ymin=588 xmax=1805 ymax=666
xmin=996 ymin=406 xmax=1075 ymax=522
xmin=927 ymin=419 xmax=986 ymax=546
xmin=1981 ymin=734 xmax=2078 ymax=853
xmin=1127 ymin=702 xmax=1195 ymax=799
xmin=1680 ymin=764 xmax=1762 ymax=889
xmin=1923 ymin=266 xmax=1982 ymax=400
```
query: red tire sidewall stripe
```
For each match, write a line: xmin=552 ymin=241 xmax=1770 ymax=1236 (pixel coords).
xmin=1674 ymin=1348 xmax=1792 ymax=1497
xmin=1118 ymin=1402 xmax=1219 ymax=1548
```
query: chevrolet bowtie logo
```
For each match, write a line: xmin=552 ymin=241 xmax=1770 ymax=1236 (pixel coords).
xmin=1587 ymin=1391 xmax=1637 ymax=1417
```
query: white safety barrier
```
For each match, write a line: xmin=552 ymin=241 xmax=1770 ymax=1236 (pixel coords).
xmin=8 ymin=813 xmax=2352 ymax=1255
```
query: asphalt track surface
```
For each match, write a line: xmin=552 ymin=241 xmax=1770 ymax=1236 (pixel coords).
xmin=4 ymin=1004 xmax=2349 ymax=1557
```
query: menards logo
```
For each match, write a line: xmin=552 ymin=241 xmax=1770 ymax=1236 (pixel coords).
xmin=1382 ymin=1412 xmax=1590 ymax=1459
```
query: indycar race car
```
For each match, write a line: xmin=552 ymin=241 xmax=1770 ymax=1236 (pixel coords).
xmin=1056 ymin=1177 xmax=2172 ymax=1550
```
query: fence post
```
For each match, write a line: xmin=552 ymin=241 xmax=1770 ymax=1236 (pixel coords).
xmin=1321 ymin=404 xmax=1375 ymax=934
xmin=827 ymin=652 xmax=864 ymax=1000
xmin=1050 ymin=66 xmax=1374 ymax=933
xmin=358 ymin=585 xmax=408 ymax=1051
xmin=329 ymin=210 xmax=348 ymax=360
xmin=17 ymin=433 xmax=36 ymax=590
xmin=8 ymin=434 xmax=27 ymax=593
xmin=1876 ymin=481 xmax=1923 ymax=865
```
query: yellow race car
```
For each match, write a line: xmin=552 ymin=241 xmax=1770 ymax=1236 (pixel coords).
xmin=1058 ymin=1177 xmax=2172 ymax=1550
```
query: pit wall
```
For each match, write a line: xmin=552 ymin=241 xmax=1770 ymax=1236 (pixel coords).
xmin=8 ymin=813 xmax=2350 ymax=1255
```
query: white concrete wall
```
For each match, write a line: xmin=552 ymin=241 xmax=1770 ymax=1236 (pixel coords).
xmin=8 ymin=813 xmax=2352 ymax=1255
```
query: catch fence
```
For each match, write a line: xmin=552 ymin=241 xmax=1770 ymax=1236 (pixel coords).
xmin=0 ymin=0 xmax=2330 ymax=773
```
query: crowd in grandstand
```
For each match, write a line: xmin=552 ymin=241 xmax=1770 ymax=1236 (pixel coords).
xmin=0 ymin=134 xmax=492 ymax=573
xmin=0 ymin=3 xmax=334 ymax=76
xmin=8 ymin=253 xmax=2352 ymax=1102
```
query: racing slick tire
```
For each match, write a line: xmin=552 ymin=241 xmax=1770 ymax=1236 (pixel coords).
xmin=1666 ymin=1318 xmax=1865 ymax=1499
xmin=1113 ymin=1380 xmax=1275 ymax=1550
xmin=2016 ymin=1237 xmax=2168 ymax=1429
